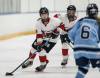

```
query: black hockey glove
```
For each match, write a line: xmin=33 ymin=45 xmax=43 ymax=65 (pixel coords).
xmin=60 ymin=34 xmax=71 ymax=43
xmin=51 ymin=32 xmax=59 ymax=39
xmin=36 ymin=45 xmax=42 ymax=52
xmin=35 ymin=40 xmax=43 ymax=52
xmin=45 ymin=33 xmax=51 ymax=38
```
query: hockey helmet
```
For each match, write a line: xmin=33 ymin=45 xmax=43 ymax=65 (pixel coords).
xmin=39 ymin=7 xmax=49 ymax=15
xmin=67 ymin=5 xmax=76 ymax=11
xmin=86 ymin=3 xmax=98 ymax=17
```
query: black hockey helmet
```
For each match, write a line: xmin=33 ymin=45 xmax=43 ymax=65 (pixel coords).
xmin=86 ymin=3 xmax=98 ymax=17
xmin=39 ymin=7 xmax=49 ymax=15
xmin=67 ymin=5 xmax=76 ymax=11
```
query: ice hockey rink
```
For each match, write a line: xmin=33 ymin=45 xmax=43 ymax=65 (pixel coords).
xmin=0 ymin=35 xmax=100 ymax=78
xmin=0 ymin=0 xmax=100 ymax=78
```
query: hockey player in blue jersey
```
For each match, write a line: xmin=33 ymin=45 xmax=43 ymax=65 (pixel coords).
xmin=68 ymin=3 xmax=100 ymax=78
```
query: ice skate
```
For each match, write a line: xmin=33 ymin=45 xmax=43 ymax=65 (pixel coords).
xmin=35 ymin=60 xmax=49 ymax=72
xmin=61 ymin=59 xmax=68 ymax=66
xmin=22 ymin=61 xmax=33 ymax=68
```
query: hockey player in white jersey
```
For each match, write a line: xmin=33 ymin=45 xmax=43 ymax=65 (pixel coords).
xmin=54 ymin=5 xmax=78 ymax=66
xmin=68 ymin=3 xmax=100 ymax=78
xmin=22 ymin=7 xmax=66 ymax=71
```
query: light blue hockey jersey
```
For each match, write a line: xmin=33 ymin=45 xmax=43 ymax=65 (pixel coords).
xmin=68 ymin=17 xmax=100 ymax=59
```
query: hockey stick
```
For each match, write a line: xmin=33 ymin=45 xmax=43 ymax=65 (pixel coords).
xmin=5 ymin=38 xmax=51 ymax=76
xmin=66 ymin=41 xmax=74 ymax=49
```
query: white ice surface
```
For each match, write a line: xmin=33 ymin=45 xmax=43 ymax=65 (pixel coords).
xmin=0 ymin=35 xmax=100 ymax=78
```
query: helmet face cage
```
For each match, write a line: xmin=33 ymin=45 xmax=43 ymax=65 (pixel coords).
xmin=86 ymin=3 xmax=98 ymax=17
xmin=67 ymin=5 xmax=76 ymax=11
xmin=39 ymin=7 xmax=49 ymax=16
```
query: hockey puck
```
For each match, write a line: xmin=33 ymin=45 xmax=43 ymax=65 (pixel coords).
xmin=5 ymin=72 xmax=13 ymax=76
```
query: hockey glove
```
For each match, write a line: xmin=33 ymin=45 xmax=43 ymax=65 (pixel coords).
xmin=44 ymin=32 xmax=52 ymax=38
xmin=60 ymin=34 xmax=71 ymax=43
xmin=35 ymin=38 xmax=43 ymax=51
xmin=51 ymin=32 xmax=59 ymax=39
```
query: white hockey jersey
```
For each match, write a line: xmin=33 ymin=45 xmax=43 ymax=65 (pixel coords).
xmin=54 ymin=14 xmax=79 ymax=31
xmin=35 ymin=17 xmax=65 ymax=42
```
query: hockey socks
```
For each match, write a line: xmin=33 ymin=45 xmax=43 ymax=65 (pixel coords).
xmin=29 ymin=52 xmax=36 ymax=61
xmin=75 ymin=66 xmax=88 ymax=78
xmin=62 ymin=48 xmax=68 ymax=55
xmin=75 ymin=71 xmax=85 ymax=78
xmin=61 ymin=49 xmax=68 ymax=65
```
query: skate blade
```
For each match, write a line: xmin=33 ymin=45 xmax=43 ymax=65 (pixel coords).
xmin=35 ymin=69 xmax=44 ymax=72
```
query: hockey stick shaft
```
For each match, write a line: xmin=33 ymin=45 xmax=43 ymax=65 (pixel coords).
xmin=66 ymin=41 xmax=74 ymax=49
